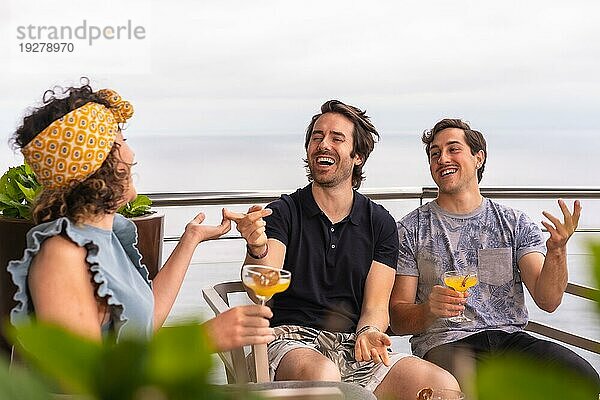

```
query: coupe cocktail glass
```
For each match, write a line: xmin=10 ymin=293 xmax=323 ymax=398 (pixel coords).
xmin=443 ymin=269 xmax=478 ymax=323
xmin=242 ymin=265 xmax=291 ymax=306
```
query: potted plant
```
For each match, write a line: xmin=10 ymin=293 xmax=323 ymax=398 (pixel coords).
xmin=0 ymin=163 xmax=164 ymax=355
xmin=0 ymin=164 xmax=40 ymax=356
xmin=116 ymin=193 xmax=164 ymax=281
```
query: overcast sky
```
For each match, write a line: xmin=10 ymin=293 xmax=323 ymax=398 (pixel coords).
xmin=1 ymin=0 xmax=599 ymax=169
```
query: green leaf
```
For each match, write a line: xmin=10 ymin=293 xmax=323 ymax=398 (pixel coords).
xmin=134 ymin=195 xmax=152 ymax=207
xmin=95 ymin=339 xmax=150 ymax=400
xmin=0 ymin=175 xmax=9 ymax=193
xmin=16 ymin=181 xmax=36 ymax=203
xmin=590 ymin=242 xmax=600 ymax=313
xmin=477 ymin=354 xmax=598 ymax=400
xmin=0 ymin=163 xmax=41 ymax=220
xmin=148 ymin=324 xmax=213 ymax=384
xmin=5 ymin=182 xmax=22 ymax=202
xmin=0 ymin=357 xmax=53 ymax=400
xmin=146 ymin=324 xmax=216 ymax=400
xmin=0 ymin=193 xmax=16 ymax=205
xmin=23 ymin=163 xmax=34 ymax=175
xmin=9 ymin=322 xmax=102 ymax=395
xmin=117 ymin=195 xmax=153 ymax=218
xmin=2 ymin=208 xmax=19 ymax=218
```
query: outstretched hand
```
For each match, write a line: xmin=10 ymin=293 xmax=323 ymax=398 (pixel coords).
xmin=203 ymin=304 xmax=275 ymax=352
xmin=223 ymin=205 xmax=272 ymax=249
xmin=184 ymin=209 xmax=232 ymax=244
xmin=354 ymin=330 xmax=392 ymax=366
xmin=542 ymin=199 xmax=581 ymax=251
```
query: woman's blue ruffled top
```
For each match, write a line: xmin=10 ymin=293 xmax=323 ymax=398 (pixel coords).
xmin=7 ymin=214 xmax=154 ymax=341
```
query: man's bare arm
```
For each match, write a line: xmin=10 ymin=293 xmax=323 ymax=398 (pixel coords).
xmin=520 ymin=200 xmax=581 ymax=312
xmin=354 ymin=261 xmax=395 ymax=366
xmin=390 ymin=275 xmax=465 ymax=335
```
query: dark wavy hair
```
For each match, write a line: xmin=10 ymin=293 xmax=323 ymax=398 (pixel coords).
xmin=12 ymin=78 xmax=131 ymax=224
xmin=422 ymin=118 xmax=487 ymax=183
xmin=303 ymin=100 xmax=379 ymax=189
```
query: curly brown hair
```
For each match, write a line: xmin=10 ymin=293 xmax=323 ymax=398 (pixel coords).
xmin=12 ymin=79 xmax=131 ymax=224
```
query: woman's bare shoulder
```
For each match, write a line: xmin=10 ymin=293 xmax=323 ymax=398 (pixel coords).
xmin=32 ymin=234 xmax=88 ymax=273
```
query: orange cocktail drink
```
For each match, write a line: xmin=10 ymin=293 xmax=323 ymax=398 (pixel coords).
xmin=443 ymin=269 xmax=478 ymax=323
xmin=443 ymin=275 xmax=478 ymax=293
xmin=242 ymin=265 xmax=292 ymax=305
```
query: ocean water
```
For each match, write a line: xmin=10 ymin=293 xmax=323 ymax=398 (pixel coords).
xmin=2 ymin=132 xmax=599 ymax=380
xmin=2 ymin=130 xmax=597 ymax=192
xmin=125 ymin=130 xmax=598 ymax=193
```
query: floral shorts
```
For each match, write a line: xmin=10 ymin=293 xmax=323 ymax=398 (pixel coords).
xmin=268 ymin=325 xmax=413 ymax=392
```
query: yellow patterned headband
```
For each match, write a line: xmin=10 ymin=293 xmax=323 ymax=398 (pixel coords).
xmin=22 ymin=89 xmax=133 ymax=189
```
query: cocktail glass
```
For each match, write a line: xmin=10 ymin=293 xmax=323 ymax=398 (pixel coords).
xmin=242 ymin=265 xmax=291 ymax=306
xmin=241 ymin=265 xmax=291 ymax=383
xmin=443 ymin=269 xmax=478 ymax=323
xmin=417 ymin=388 xmax=465 ymax=400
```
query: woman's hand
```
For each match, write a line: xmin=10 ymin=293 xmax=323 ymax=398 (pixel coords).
xmin=183 ymin=209 xmax=232 ymax=245
xmin=203 ymin=304 xmax=275 ymax=352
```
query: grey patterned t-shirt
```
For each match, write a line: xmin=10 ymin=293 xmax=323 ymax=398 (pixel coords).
xmin=396 ymin=198 xmax=546 ymax=358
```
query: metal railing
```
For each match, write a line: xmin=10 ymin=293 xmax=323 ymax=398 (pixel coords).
xmin=147 ymin=186 xmax=600 ymax=208
xmin=145 ymin=186 xmax=600 ymax=354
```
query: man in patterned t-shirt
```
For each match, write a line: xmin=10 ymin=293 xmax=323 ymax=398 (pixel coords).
xmin=389 ymin=118 xmax=599 ymax=388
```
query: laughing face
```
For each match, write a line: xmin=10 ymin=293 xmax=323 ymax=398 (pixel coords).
xmin=307 ymin=112 xmax=362 ymax=188
xmin=428 ymin=128 xmax=484 ymax=195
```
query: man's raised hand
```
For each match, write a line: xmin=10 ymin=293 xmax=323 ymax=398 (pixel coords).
xmin=224 ymin=205 xmax=272 ymax=251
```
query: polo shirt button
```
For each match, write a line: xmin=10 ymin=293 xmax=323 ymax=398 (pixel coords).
xmin=331 ymin=227 xmax=335 ymax=232
xmin=331 ymin=244 xmax=336 ymax=249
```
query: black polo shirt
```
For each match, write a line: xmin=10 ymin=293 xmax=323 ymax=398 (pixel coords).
xmin=265 ymin=184 xmax=399 ymax=333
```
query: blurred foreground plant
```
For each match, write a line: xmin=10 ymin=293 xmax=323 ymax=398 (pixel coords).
xmin=3 ymin=322 xmax=259 ymax=400
xmin=475 ymin=241 xmax=600 ymax=400
xmin=476 ymin=354 xmax=597 ymax=400
xmin=590 ymin=242 xmax=600 ymax=313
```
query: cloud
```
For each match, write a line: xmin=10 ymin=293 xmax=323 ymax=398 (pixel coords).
xmin=1 ymin=0 xmax=599 ymax=144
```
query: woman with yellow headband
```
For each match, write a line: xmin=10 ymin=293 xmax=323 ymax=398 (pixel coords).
xmin=8 ymin=81 xmax=275 ymax=351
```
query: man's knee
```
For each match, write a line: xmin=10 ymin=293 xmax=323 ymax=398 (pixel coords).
xmin=407 ymin=357 xmax=460 ymax=390
xmin=377 ymin=357 xmax=460 ymax=399
xmin=275 ymin=349 xmax=341 ymax=381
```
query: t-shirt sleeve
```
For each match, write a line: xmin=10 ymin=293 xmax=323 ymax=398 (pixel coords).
xmin=515 ymin=212 xmax=547 ymax=260
xmin=373 ymin=209 xmax=399 ymax=270
xmin=264 ymin=196 xmax=292 ymax=246
xmin=396 ymin=213 xmax=419 ymax=277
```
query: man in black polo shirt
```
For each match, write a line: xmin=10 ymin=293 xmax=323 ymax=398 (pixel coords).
xmin=226 ymin=100 xmax=459 ymax=399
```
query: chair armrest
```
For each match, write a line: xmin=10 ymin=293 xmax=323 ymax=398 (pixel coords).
xmin=202 ymin=280 xmax=256 ymax=384
xmin=202 ymin=280 xmax=246 ymax=315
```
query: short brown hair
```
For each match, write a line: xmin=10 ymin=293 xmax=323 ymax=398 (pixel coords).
xmin=303 ymin=100 xmax=379 ymax=189
xmin=422 ymin=118 xmax=487 ymax=183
